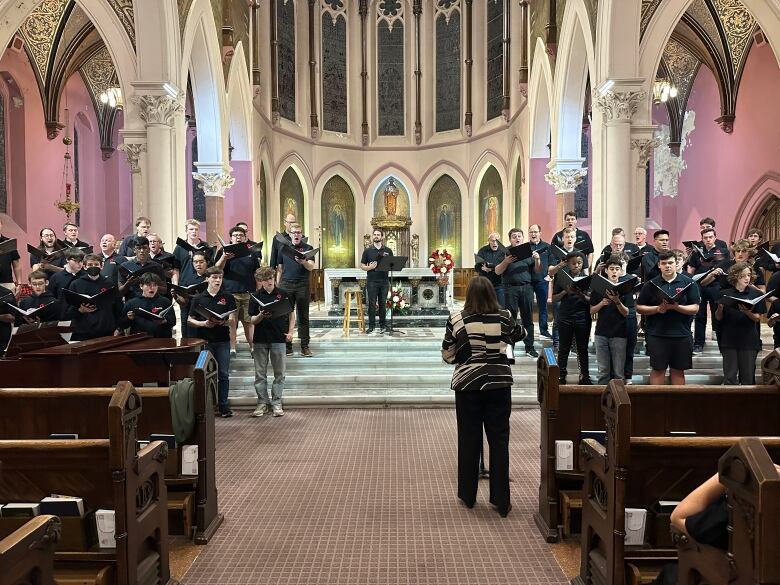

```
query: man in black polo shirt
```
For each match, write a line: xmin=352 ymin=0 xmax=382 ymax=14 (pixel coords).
xmin=269 ymin=213 xmax=297 ymax=269
xmin=118 ymin=216 xmax=152 ymax=257
xmin=118 ymin=237 xmax=165 ymax=301
xmin=360 ymin=228 xmax=393 ymax=335
xmin=528 ymin=224 xmax=552 ymax=338
xmin=687 ymin=227 xmax=729 ymax=353
xmin=277 ymin=223 xmax=315 ymax=356
xmin=495 ymin=228 xmax=539 ymax=358
xmin=0 ymin=217 xmax=21 ymax=297
xmin=172 ymin=219 xmax=213 ymax=287
xmin=475 ymin=232 xmax=505 ymax=306
xmin=60 ymin=222 xmax=91 ymax=251
xmin=97 ymin=233 xmax=126 ymax=286
xmin=641 ymin=229 xmax=671 ymax=282
xmin=188 ymin=267 xmax=237 ymax=417
xmin=637 ymin=250 xmax=700 ymax=385
xmin=552 ymin=211 xmax=593 ymax=266
xmin=215 ymin=226 xmax=261 ymax=356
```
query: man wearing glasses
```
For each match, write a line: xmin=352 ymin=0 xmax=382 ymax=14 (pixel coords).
xmin=277 ymin=224 xmax=315 ymax=356
xmin=269 ymin=214 xmax=297 ymax=269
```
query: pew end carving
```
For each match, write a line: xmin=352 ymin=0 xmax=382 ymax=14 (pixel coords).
xmin=0 ymin=515 xmax=60 ymax=585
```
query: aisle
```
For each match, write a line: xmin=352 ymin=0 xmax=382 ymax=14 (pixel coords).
xmin=180 ymin=408 xmax=567 ymax=585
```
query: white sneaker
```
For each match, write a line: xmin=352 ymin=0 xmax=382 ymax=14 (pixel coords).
xmin=272 ymin=405 xmax=284 ymax=417
xmin=251 ymin=404 xmax=270 ymax=417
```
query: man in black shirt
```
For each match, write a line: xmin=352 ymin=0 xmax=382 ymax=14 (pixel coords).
xmin=528 ymin=225 xmax=552 ymax=338
xmin=188 ymin=267 xmax=237 ymax=417
xmin=687 ymin=227 xmax=729 ymax=353
xmin=173 ymin=219 xmax=213 ymax=287
xmin=215 ymin=226 xmax=261 ymax=355
xmin=48 ymin=248 xmax=86 ymax=310
xmin=249 ymin=266 xmax=295 ymax=417
xmin=120 ymin=272 xmax=176 ymax=338
xmin=60 ymin=221 xmax=91 ymax=251
xmin=360 ymin=228 xmax=393 ymax=335
xmin=269 ymin=213 xmax=297 ymax=269
xmin=637 ymin=251 xmax=700 ymax=385
xmin=118 ymin=216 xmax=152 ymax=257
xmin=174 ymin=250 xmax=209 ymax=337
xmin=277 ymin=223 xmax=315 ymax=356
xmin=475 ymin=232 xmax=505 ymax=306
xmin=98 ymin=234 xmax=126 ymax=286
xmin=0 ymin=217 xmax=21 ymax=296
xmin=495 ymin=228 xmax=539 ymax=358
xmin=641 ymin=229 xmax=671 ymax=282
xmin=118 ymin=237 xmax=165 ymax=301
xmin=65 ymin=254 xmax=122 ymax=341
xmin=552 ymin=211 xmax=593 ymax=267
xmin=16 ymin=270 xmax=62 ymax=325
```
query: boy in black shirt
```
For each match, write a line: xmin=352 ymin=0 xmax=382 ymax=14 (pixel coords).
xmin=552 ymin=252 xmax=592 ymax=384
xmin=16 ymin=270 xmax=61 ymax=324
xmin=174 ymin=250 xmax=209 ymax=337
xmin=637 ymin=251 xmax=700 ymax=385
xmin=47 ymin=248 xmax=85 ymax=303
xmin=360 ymin=228 xmax=393 ymax=335
xmin=590 ymin=256 xmax=633 ymax=384
xmin=118 ymin=237 xmax=165 ymax=301
xmin=249 ymin=267 xmax=295 ymax=418
xmin=120 ymin=273 xmax=175 ymax=338
xmin=188 ymin=267 xmax=237 ymax=417
xmin=64 ymin=254 xmax=122 ymax=341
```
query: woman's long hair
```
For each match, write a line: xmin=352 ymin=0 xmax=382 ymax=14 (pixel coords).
xmin=463 ymin=276 xmax=502 ymax=315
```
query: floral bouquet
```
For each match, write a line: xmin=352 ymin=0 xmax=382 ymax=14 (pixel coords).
xmin=429 ymin=248 xmax=454 ymax=283
xmin=386 ymin=286 xmax=409 ymax=315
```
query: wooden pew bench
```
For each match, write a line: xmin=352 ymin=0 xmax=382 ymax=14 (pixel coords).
xmin=575 ymin=380 xmax=780 ymax=585
xmin=535 ymin=348 xmax=780 ymax=542
xmin=0 ymin=382 xmax=174 ymax=585
xmin=0 ymin=350 xmax=222 ymax=544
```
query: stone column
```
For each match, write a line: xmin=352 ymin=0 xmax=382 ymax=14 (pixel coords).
xmin=544 ymin=167 xmax=587 ymax=226
xmin=193 ymin=164 xmax=235 ymax=246
xmin=132 ymin=91 xmax=184 ymax=246
xmin=117 ymin=130 xmax=147 ymax=221
xmin=594 ymin=89 xmax=646 ymax=240
xmin=630 ymin=130 xmax=660 ymax=229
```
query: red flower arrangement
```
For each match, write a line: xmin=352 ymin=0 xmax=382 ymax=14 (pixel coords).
xmin=428 ymin=248 xmax=454 ymax=277
xmin=386 ymin=287 xmax=409 ymax=315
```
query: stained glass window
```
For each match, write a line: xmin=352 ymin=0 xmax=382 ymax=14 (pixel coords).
xmin=436 ymin=11 xmax=461 ymax=132
xmin=322 ymin=12 xmax=348 ymax=133
xmin=486 ymin=0 xmax=504 ymax=121
xmin=377 ymin=20 xmax=404 ymax=136
xmin=277 ymin=0 xmax=296 ymax=122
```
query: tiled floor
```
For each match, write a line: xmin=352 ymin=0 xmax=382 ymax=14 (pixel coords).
xmin=181 ymin=408 xmax=568 ymax=585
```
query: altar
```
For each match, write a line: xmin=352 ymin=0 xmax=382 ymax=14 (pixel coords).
xmin=324 ymin=268 xmax=454 ymax=314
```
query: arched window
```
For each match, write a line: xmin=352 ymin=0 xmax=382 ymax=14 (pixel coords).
xmin=321 ymin=1 xmax=347 ymax=133
xmin=435 ymin=1 xmax=461 ymax=132
xmin=277 ymin=0 xmax=297 ymax=122
xmin=486 ymin=0 xmax=504 ymax=121
xmin=377 ymin=1 xmax=405 ymax=136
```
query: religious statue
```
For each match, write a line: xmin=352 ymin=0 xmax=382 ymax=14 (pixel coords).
xmin=330 ymin=204 xmax=345 ymax=247
xmin=438 ymin=204 xmax=453 ymax=244
xmin=411 ymin=234 xmax=420 ymax=268
xmin=285 ymin=196 xmax=297 ymax=219
xmin=363 ymin=233 xmax=371 ymax=249
xmin=484 ymin=193 xmax=498 ymax=235
xmin=384 ymin=177 xmax=399 ymax=216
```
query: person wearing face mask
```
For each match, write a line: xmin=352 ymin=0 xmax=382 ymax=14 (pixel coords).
xmin=475 ymin=232 xmax=506 ymax=307
xmin=120 ymin=272 xmax=175 ymax=338
xmin=360 ymin=228 xmax=393 ymax=336
xmin=64 ymin=254 xmax=122 ymax=341
xmin=47 ymin=248 xmax=86 ymax=304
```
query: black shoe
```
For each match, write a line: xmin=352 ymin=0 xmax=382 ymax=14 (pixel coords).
xmin=579 ymin=377 xmax=593 ymax=385
xmin=540 ymin=331 xmax=552 ymax=339
xmin=692 ymin=344 xmax=704 ymax=354
xmin=459 ymin=497 xmax=475 ymax=509
xmin=558 ymin=375 xmax=567 ymax=384
xmin=498 ymin=503 xmax=512 ymax=518
xmin=525 ymin=348 xmax=539 ymax=358
xmin=220 ymin=410 xmax=234 ymax=418
xmin=285 ymin=346 xmax=293 ymax=356
xmin=365 ymin=328 xmax=374 ymax=334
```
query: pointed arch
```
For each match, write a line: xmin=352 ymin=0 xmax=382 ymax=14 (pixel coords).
xmin=731 ymin=172 xmax=780 ymax=242
xmin=276 ymin=163 xmax=310 ymax=233
xmin=320 ymin=175 xmax=356 ymax=268
xmin=226 ymin=42 xmax=253 ymax=161
xmin=427 ymin=174 xmax=462 ymax=266
xmin=474 ymin=163 xmax=505 ymax=248
xmin=529 ymin=39 xmax=554 ymax=159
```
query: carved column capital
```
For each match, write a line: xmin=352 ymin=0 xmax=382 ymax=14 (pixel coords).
xmin=118 ymin=143 xmax=147 ymax=174
xmin=544 ymin=168 xmax=587 ymax=194
xmin=594 ymin=90 xmax=646 ymax=122
xmin=631 ymin=138 xmax=661 ymax=168
xmin=133 ymin=94 xmax=184 ymax=126
xmin=193 ymin=172 xmax=236 ymax=198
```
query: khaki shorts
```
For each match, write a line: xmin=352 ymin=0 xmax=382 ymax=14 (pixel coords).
xmin=233 ymin=293 xmax=252 ymax=324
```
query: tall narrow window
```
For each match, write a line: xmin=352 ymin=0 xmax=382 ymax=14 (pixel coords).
xmin=486 ymin=0 xmax=504 ymax=121
xmin=277 ymin=0 xmax=296 ymax=122
xmin=0 ymin=95 xmax=6 ymax=213
xmin=377 ymin=1 xmax=405 ymax=136
xmin=321 ymin=1 xmax=348 ymax=133
xmin=435 ymin=1 xmax=461 ymax=132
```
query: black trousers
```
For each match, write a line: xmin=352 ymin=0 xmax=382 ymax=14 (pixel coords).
xmin=0 ymin=322 xmax=10 ymax=356
xmin=558 ymin=320 xmax=591 ymax=380
xmin=504 ymin=283 xmax=534 ymax=351
xmin=624 ymin=314 xmax=638 ymax=378
xmin=694 ymin=286 xmax=719 ymax=346
xmin=280 ymin=279 xmax=311 ymax=347
xmin=366 ymin=281 xmax=389 ymax=329
xmin=721 ymin=348 xmax=758 ymax=385
xmin=455 ymin=387 xmax=511 ymax=512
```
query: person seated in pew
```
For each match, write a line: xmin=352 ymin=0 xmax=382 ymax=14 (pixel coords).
xmin=590 ymin=256 xmax=633 ymax=385
xmin=119 ymin=272 xmax=175 ymax=338
xmin=15 ymin=270 xmax=61 ymax=324
xmin=637 ymin=251 xmax=701 ymax=385
xmin=714 ymin=262 xmax=765 ymax=385
xmin=47 ymin=248 xmax=85 ymax=305
xmin=64 ymin=254 xmax=122 ymax=341
xmin=552 ymin=252 xmax=592 ymax=385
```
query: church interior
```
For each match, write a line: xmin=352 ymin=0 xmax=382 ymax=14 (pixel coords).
xmin=2 ymin=0 xmax=780 ymax=584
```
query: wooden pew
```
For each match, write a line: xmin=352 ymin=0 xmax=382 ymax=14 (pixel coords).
xmin=675 ymin=437 xmax=780 ymax=585
xmin=0 ymin=350 xmax=223 ymax=544
xmin=575 ymin=381 xmax=780 ymax=585
xmin=0 ymin=515 xmax=60 ymax=585
xmin=535 ymin=348 xmax=780 ymax=542
xmin=0 ymin=381 xmax=175 ymax=585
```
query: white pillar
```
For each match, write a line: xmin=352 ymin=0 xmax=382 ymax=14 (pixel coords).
xmin=544 ymin=165 xmax=587 ymax=226
xmin=630 ymin=128 xmax=660 ymax=230
xmin=132 ymin=89 xmax=185 ymax=246
xmin=117 ymin=130 xmax=147 ymax=221
xmin=594 ymin=89 xmax=646 ymax=242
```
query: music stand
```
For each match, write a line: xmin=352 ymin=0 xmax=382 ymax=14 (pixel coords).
xmin=376 ymin=255 xmax=409 ymax=336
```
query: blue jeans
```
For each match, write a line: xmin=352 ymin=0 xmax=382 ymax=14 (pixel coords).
xmin=253 ymin=343 xmax=286 ymax=407
xmin=207 ymin=341 xmax=231 ymax=413
xmin=595 ymin=335 xmax=627 ymax=385
xmin=532 ymin=280 xmax=549 ymax=334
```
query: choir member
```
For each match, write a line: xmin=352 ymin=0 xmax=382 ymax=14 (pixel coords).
xmin=278 ymin=224 xmax=315 ymax=356
xmin=552 ymin=252 xmax=592 ymax=384
xmin=120 ymin=272 xmax=175 ymax=338
xmin=118 ymin=216 xmax=152 ymax=257
xmin=16 ymin=270 xmax=61 ymax=324
xmin=30 ymin=227 xmax=64 ymax=276
xmin=528 ymin=224 xmax=552 ymax=338
xmin=0 ymin=217 xmax=21 ymax=296
xmin=590 ymin=255 xmax=633 ymax=385
xmin=687 ymin=227 xmax=729 ymax=353
xmin=475 ymin=232 xmax=506 ymax=306
xmin=64 ymin=254 xmax=122 ymax=341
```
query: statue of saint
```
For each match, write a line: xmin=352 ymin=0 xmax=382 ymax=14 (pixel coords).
xmin=384 ymin=178 xmax=399 ymax=216
xmin=484 ymin=193 xmax=498 ymax=236
xmin=330 ymin=204 xmax=345 ymax=248
xmin=438 ymin=203 xmax=453 ymax=244
xmin=411 ymin=234 xmax=420 ymax=268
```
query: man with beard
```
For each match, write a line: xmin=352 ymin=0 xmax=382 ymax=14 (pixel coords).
xmin=360 ymin=229 xmax=393 ymax=336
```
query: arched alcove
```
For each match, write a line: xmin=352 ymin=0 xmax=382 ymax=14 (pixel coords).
xmin=427 ymin=174 xmax=461 ymax=265
xmin=321 ymin=175 xmax=355 ymax=268
xmin=279 ymin=166 xmax=305 ymax=230
xmin=476 ymin=165 xmax=502 ymax=245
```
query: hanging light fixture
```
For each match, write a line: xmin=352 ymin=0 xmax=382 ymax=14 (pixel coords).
xmin=99 ymin=87 xmax=123 ymax=109
xmin=653 ymin=79 xmax=678 ymax=104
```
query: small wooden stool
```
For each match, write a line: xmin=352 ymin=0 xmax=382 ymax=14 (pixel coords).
xmin=560 ymin=490 xmax=583 ymax=537
xmin=342 ymin=290 xmax=365 ymax=336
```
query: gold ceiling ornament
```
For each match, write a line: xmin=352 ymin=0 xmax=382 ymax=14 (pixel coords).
xmin=55 ymin=108 xmax=80 ymax=221
xmin=19 ymin=0 xmax=69 ymax=84
xmin=662 ymin=39 xmax=698 ymax=102
xmin=107 ymin=0 xmax=136 ymax=48
xmin=711 ymin=0 xmax=756 ymax=72
xmin=685 ymin=0 xmax=727 ymax=63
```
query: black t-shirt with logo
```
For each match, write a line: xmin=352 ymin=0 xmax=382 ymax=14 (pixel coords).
xmin=189 ymin=289 xmax=236 ymax=343
xmin=637 ymin=273 xmax=701 ymax=338
xmin=715 ymin=286 xmax=765 ymax=350
xmin=249 ymin=287 xmax=291 ymax=344
xmin=121 ymin=295 xmax=175 ymax=338
xmin=18 ymin=292 xmax=61 ymax=324
xmin=280 ymin=243 xmax=314 ymax=282
xmin=217 ymin=248 xmax=261 ymax=293
xmin=589 ymin=279 xmax=635 ymax=338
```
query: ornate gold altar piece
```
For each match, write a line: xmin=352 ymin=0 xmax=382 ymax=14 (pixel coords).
xmin=372 ymin=177 xmax=412 ymax=257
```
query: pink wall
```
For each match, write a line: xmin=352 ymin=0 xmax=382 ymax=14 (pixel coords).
xmin=0 ymin=48 xmax=133 ymax=273
xmin=528 ymin=157 xmax=558 ymax=239
xmin=651 ymin=43 xmax=780 ymax=246
xmin=224 ymin=159 xmax=253 ymax=235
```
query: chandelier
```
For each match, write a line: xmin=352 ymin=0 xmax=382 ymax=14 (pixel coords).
xmin=653 ymin=79 xmax=678 ymax=104
xmin=99 ymin=87 xmax=123 ymax=109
